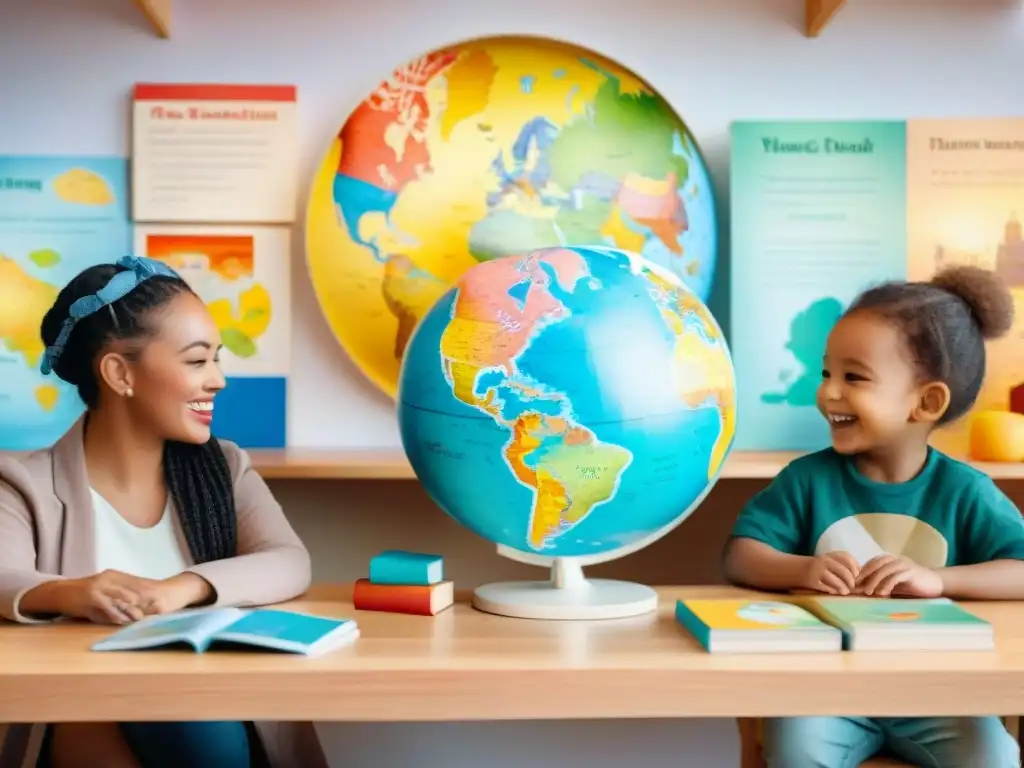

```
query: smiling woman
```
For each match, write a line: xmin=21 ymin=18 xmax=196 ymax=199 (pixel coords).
xmin=38 ymin=256 xmax=238 ymax=564
xmin=0 ymin=256 xmax=321 ymax=768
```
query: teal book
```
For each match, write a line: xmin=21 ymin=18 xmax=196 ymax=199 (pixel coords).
xmin=369 ymin=549 xmax=443 ymax=585
xmin=91 ymin=607 xmax=359 ymax=657
xmin=807 ymin=597 xmax=993 ymax=651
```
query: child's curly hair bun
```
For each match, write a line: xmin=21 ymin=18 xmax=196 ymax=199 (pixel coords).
xmin=930 ymin=265 xmax=1014 ymax=341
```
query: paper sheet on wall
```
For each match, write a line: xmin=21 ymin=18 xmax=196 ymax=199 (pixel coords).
xmin=0 ymin=156 xmax=131 ymax=451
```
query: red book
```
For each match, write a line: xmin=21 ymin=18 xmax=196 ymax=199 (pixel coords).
xmin=353 ymin=578 xmax=454 ymax=616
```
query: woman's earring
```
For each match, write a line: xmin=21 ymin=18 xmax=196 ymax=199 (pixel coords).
xmin=124 ymin=387 xmax=134 ymax=398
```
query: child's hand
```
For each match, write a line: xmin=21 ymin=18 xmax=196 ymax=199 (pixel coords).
xmin=855 ymin=554 xmax=943 ymax=598
xmin=801 ymin=551 xmax=860 ymax=595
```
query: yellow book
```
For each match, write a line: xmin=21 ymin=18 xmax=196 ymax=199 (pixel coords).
xmin=675 ymin=599 xmax=842 ymax=654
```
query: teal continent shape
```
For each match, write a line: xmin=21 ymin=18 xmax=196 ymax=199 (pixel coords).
xmin=762 ymin=296 xmax=844 ymax=407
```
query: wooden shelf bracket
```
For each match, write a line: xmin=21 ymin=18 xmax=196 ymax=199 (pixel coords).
xmin=805 ymin=0 xmax=847 ymax=37
xmin=132 ymin=0 xmax=172 ymax=39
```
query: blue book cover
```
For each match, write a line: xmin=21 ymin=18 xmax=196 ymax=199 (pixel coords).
xmin=729 ymin=121 xmax=909 ymax=450
xmin=369 ymin=549 xmax=443 ymax=585
xmin=91 ymin=607 xmax=359 ymax=657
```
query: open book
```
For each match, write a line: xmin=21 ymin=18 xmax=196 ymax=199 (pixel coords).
xmin=91 ymin=607 xmax=359 ymax=657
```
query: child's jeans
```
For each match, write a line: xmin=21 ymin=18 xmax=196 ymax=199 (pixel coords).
xmin=763 ymin=715 xmax=1019 ymax=768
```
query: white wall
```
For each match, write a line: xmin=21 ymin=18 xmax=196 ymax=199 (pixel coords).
xmin=2 ymin=0 xmax=1022 ymax=765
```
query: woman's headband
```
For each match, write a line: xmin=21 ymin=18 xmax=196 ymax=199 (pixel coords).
xmin=40 ymin=254 xmax=180 ymax=376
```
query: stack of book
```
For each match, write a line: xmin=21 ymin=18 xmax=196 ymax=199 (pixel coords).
xmin=675 ymin=596 xmax=994 ymax=654
xmin=353 ymin=549 xmax=455 ymax=616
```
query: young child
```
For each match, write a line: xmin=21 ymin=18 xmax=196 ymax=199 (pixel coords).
xmin=724 ymin=266 xmax=1024 ymax=767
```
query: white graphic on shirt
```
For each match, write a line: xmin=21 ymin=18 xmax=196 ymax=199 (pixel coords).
xmin=814 ymin=513 xmax=949 ymax=569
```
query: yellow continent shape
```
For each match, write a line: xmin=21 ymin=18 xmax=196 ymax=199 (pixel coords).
xmin=52 ymin=167 xmax=114 ymax=206
xmin=0 ymin=255 xmax=58 ymax=369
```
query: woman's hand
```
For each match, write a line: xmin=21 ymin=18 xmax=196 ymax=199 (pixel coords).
xmin=40 ymin=570 xmax=161 ymax=624
xmin=20 ymin=570 xmax=214 ymax=625
xmin=148 ymin=573 xmax=215 ymax=615
xmin=855 ymin=554 xmax=943 ymax=598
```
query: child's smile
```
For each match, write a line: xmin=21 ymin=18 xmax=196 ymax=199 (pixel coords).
xmin=825 ymin=409 xmax=864 ymax=452
xmin=826 ymin=412 xmax=860 ymax=449
xmin=827 ymin=413 xmax=858 ymax=427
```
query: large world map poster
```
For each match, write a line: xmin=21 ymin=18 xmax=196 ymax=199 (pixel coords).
xmin=306 ymin=36 xmax=719 ymax=399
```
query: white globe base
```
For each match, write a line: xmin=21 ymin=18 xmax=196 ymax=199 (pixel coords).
xmin=471 ymin=558 xmax=658 ymax=620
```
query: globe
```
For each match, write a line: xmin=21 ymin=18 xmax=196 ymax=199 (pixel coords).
xmin=397 ymin=245 xmax=736 ymax=619
xmin=306 ymin=35 xmax=718 ymax=398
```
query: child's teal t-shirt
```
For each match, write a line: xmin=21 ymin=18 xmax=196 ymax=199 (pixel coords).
xmin=731 ymin=448 xmax=1024 ymax=567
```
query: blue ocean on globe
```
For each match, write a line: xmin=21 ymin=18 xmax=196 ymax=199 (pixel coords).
xmin=398 ymin=245 xmax=736 ymax=559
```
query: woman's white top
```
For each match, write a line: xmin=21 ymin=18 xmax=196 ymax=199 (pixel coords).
xmin=91 ymin=488 xmax=190 ymax=579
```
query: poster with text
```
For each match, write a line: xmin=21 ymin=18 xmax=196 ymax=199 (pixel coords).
xmin=731 ymin=121 xmax=909 ymax=451
xmin=0 ymin=156 xmax=131 ymax=451
xmin=132 ymin=84 xmax=299 ymax=224
xmin=135 ymin=224 xmax=291 ymax=448
xmin=907 ymin=119 xmax=1024 ymax=455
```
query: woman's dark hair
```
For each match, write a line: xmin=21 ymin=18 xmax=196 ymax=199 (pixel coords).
xmin=40 ymin=263 xmax=237 ymax=564
xmin=847 ymin=265 xmax=1014 ymax=425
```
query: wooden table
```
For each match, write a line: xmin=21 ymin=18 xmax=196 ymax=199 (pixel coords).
xmin=1 ymin=585 xmax=1023 ymax=723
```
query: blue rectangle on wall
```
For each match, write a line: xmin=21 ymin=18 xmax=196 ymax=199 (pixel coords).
xmin=0 ymin=155 xmax=131 ymax=452
xmin=213 ymin=377 xmax=286 ymax=449
xmin=730 ymin=120 xmax=909 ymax=451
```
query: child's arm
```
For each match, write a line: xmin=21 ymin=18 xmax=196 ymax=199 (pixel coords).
xmin=724 ymin=538 xmax=813 ymax=591
xmin=722 ymin=464 xmax=813 ymax=592
xmin=939 ymin=560 xmax=1024 ymax=600
xmin=942 ymin=477 xmax=1024 ymax=600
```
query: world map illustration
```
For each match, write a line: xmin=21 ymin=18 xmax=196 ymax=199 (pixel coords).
xmin=0 ymin=159 xmax=130 ymax=451
xmin=306 ymin=35 xmax=718 ymax=397
xmin=142 ymin=233 xmax=273 ymax=362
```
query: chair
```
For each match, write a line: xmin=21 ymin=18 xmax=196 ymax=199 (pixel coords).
xmin=737 ymin=718 xmax=911 ymax=767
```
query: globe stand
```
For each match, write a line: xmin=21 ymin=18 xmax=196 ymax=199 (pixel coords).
xmin=471 ymin=557 xmax=658 ymax=620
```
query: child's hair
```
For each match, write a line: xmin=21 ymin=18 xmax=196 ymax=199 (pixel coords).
xmin=40 ymin=263 xmax=237 ymax=564
xmin=846 ymin=265 xmax=1014 ymax=425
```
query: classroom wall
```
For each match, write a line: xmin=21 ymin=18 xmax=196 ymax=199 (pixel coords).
xmin=2 ymin=0 xmax=1022 ymax=765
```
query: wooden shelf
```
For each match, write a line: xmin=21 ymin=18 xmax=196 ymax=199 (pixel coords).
xmin=248 ymin=448 xmax=1024 ymax=481
xmin=250 ymin=449 xmax=417 ymax=480
xmin=805 ymin=0 xmax=847 ymax=37
xmin=131 ymin=0 xmax=172 ymax=38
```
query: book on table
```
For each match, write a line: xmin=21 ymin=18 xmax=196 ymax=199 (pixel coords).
xmin=802 ymin=596 xmax=993 ymax=651
xmin=91 ymin=607 xmax=359 ymax=657
xmin=368 ymin=549 xmax=444 ymax=585
xmin=353 ymin=577 xmax=454 ymax=616
xmin=675 ymin=598 xmax=842 ymax=653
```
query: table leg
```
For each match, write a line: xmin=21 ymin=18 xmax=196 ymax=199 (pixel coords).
xmin=0 ymin=723 xmax=30 ymax=768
